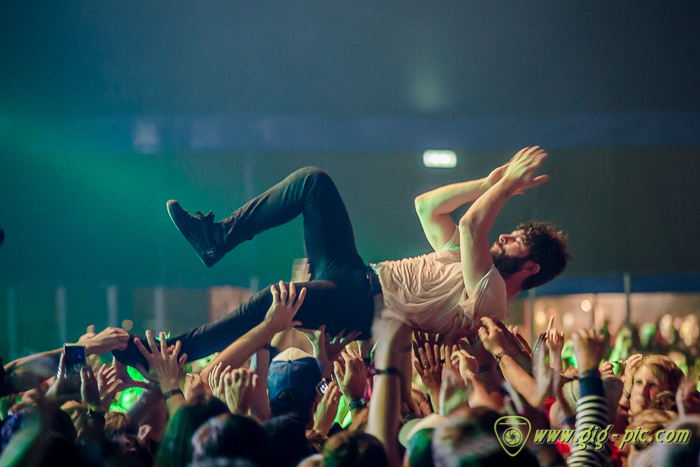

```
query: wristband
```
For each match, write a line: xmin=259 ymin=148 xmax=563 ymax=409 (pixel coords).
xmin=368 ymin=366 xmax=403 ymax=383
xmin=622 ymin=390 xmax=631 ymax=399
xmin=163 ymin=388 xmax=183 ymax=400
xmin=494 ymin=351 xmax=509 ymax=364
xmin=477 ymin=364 xmax=491 ymax=374
xmin=348 ymin=398 xmax=367 ymax=410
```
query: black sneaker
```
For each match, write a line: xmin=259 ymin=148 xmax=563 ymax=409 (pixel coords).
xmin=167 ymin=200 xmax=225 ymax=267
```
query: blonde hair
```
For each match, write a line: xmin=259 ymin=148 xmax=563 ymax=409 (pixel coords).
xmin=633 ymin=355 xmax=684 ymax=393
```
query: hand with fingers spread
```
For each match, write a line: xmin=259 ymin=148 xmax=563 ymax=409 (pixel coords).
xmin=333 ymin=348 xmax=367 ymax=403
xmin=208 ymin=362 xmax=231 ymax=400
xmin=95 ymin=364 xmax=123 ymax=409
xmin=412 ymin=339 xmax=442 ymax=398
xmin=325 ymin=328 xmax=363 ymax=364
xmin=414 ymin=331 xmax=442 ymax=350
xmin=134 ymin=331 xmax=187 ymax=393
xmin=223 ymin=368 xmax=257 ymax=415
xmin=313 ymin=381 xmax=341 ymax=435
xmin=265 ymin=281 xmax=305 ymax=335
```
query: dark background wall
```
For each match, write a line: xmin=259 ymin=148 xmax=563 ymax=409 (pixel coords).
xmin=1 ymin=147 xmax=699 ymax=289
xmin=1 ymin=1 xmax=700 ymax=354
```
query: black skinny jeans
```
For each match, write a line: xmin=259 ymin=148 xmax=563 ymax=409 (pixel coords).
xmin=170 ymin=167 xmax=376 ymax=361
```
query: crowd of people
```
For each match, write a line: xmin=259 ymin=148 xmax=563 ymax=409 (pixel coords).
xmin=1 ymin=298 xmax=698 ymax=467
xmin=1 ymin=148 xmax=699 ymax=466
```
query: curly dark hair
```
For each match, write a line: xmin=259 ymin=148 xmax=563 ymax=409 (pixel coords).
xmin=518 ymin=221 xmax=571 ymax=290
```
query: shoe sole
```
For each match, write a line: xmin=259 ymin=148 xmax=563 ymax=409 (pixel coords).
xmin=167 ymin=200 xmax=218 ymax=268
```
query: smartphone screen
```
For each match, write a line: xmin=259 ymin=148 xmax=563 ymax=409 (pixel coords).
xmin=316 ymin=379 xmax=329 ymax=396
xmin=63 ymin=344 xmax=86 ymax=393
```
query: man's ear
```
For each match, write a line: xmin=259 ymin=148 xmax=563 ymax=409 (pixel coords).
xmin=523 ymin=261 xmax=540 ymax=276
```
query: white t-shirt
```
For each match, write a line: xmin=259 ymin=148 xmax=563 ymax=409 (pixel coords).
xmin=371 ymin=227 xmax=510 ymax=333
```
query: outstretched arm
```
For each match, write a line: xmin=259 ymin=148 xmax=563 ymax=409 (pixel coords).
xmin=1 ymin=326 xmax=129 ymax=395
xmin=458 ymin=147 xmax=548 ymax=296
xmin=414 ymin=164 xmax=510 ymax=251
xmin=200 ymin=282 xmax=305 ymax=385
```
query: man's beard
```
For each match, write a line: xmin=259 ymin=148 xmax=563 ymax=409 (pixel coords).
xmin=492 ymin=250 xmax=529 ymax=279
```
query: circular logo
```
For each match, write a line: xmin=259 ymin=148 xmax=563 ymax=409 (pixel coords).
xmin=502 ymin=427 xmax=523 ymax=447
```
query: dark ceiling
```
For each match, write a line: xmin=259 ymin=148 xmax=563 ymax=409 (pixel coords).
xmin=2 ymin=1 xmax=699 ymax=119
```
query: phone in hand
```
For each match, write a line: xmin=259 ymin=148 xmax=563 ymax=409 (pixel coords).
xmin=316 ymin=379 xmax=329 ymax=396
xmin=62 ymin=344 xmax=86 ymax=394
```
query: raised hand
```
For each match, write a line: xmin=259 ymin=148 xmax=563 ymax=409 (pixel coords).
xmin=333 ymin=348 xmax=367 ymax=403
xmin=413 ymin=339 xmax=443 ymax=399
xmin=571 ymin=329 xmax=606 ymax=375
xmin=439 ymin=345 xmax=471 ymax=416
xmin=545 ymin=316 xmax=565 ymax=372
xmin=80 ymin=365 xmax=102 ymax=411
xmin=313 ymin=381 xmax=342 ymax=435
xmin=134 ymin=331 xmax=187 ymax=393
xmin=532 ymin=333 xmax=552 ymax=407
xmin=78 ymin=325 xmax=130 ymax=356
xmin=112 ymin=357 xmax=150 ymax=391
xmin=621 ymin=353 xmax=644 ymax=397
xmin=442 ymin=314 xmax=472 ymax=348
xmin=45 ymin=352 xmax=74 ymax=403
xmin=502 ymin=146 xmax=549 ymax=193
xmin=477 ymin=317 xmax=519 ymax=357
xmin=485 ymin=162 xmax=509 ymax=188
xmin=95 ymin=364 xmax=123 ymax=409
xmin=414 ymin=331 xmax=442 ymax=350
xmin=264 ymin=281 xmax=305 ymax=334
xmin=325 ymin=328 xmax=363 ymax=364
xmin=223 ymin=368 xmax=257 ymax=415
xmin=249 ymin=372 xmax=271 ymax=422
xmin=508 ymin=325 xmax=533 ymax=358
xmin=302 ymin=325 xmax=333 ymax=379
xmin=451 ymin=348 xmax=479 ymax=382
xmin=208 ymin=362 xmax=231 ymax=400
xmin=184 ymin=373 xmax=206 ymax=400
